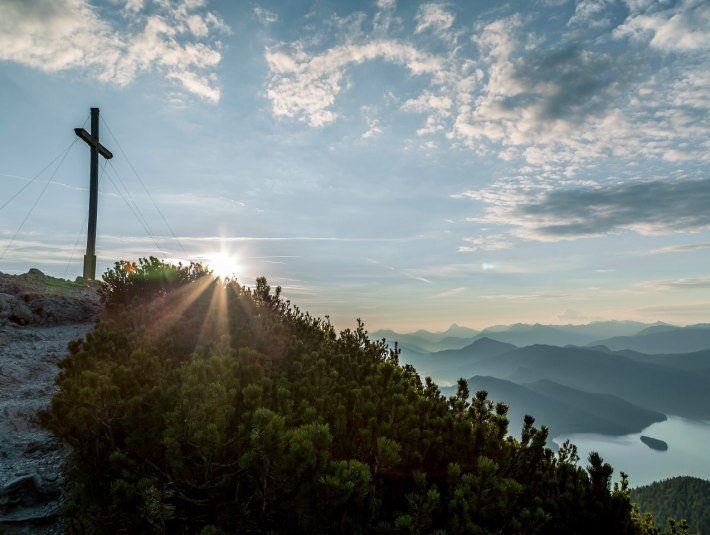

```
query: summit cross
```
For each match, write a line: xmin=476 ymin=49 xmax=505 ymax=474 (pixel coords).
xmin=74 ymin=107 xmax=113 ymax=280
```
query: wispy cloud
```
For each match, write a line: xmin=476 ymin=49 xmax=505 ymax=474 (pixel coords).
xmin=635 ymin=303 xmax=710 ymax=321
xmin=431 ymin=286 xmax=466 ymax=299
xmin=254 ymin=6 xmax=278 ymax=25
xmin=457 ymin=235 xmax=512 ymax=252
xmin=466 ymin=177 xmax=710 ymax=242
xmin=415 ymin=3 xmax=456 ymax=38
xmin=365 ymin=257 xmax=432 ymax=284
xmin=651 ymin=242 xmax=710 ymax=254
xmin=0 ymin=0 xmax=228 ymax=102
xmin=637 ymin=277 xmax=710 ymax=291
xmin=479 ymin=292 xmax=571 ymax=301
xmin=105 ymin=235 xmax=419 ymax=244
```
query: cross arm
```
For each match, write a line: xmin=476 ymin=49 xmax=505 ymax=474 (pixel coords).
xmin=74 ymin=128 xmax=113 ymax=159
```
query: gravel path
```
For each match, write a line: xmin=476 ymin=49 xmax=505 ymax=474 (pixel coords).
xmin=0 ymin=324 xmax=92 ymax=534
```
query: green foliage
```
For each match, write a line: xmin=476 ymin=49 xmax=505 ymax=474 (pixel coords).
xmin=43 ymin=258 xmax=688 ymax=533
xmin=99 ymin=256 xmax=211 ymax=308
xmin=632 ymin=477 xmax=709 ymax=535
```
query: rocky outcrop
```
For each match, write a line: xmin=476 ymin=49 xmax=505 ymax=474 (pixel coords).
xmin=0 ymin=269 xmax=101 ymax=326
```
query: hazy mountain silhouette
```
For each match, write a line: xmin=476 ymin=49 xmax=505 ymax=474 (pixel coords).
xmin=590 ymin=325 xmax=710 ymax=354
xmin=400 ymin=337 xmax=517 ymax=383
xmin=384 ymin=321 xmax=668 ymax=366
xmin=634 ymin=324 xmax=681 ymax=336
xmin=372 ymin=324 xmax=478 ymax=353
xmin=470 ymin=345 xmax=710 ymax=419
xmin=442 ymin=376 xmax=666 ymax=438
xmin=613 ymin=348 xmax=710 ymax=373
xmin=471 ymin=321 xmax=662 ymax=347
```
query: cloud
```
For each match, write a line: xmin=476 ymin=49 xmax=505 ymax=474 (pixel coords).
xmin=615 ymin=0 xmax=710 ymax=52
xmin=636 ymin=303 xmax=710 ymax=318
xmin=362 ymin=118 xmax=383 ymax=138
xmin=479 ymin=292 xmax=571 ymax=301
xmin=558 ymin=309 xmax=604 ymax=322
xmin=637 ymin=277 xmax=710 ymax=291
xmin=457 ymin=235 xmax=512 ymax=252
xmin=651 ymin=242 xmax=710 ymax=254
xmin=262 ymin=1 xmax=707 ymax=202
xmin=415 ymin=3 xmax=455 ymax=35
xmin=0 ymin=0 xmax=227 ymax=102
xmin=485 ymin=177 xmax=710 ymax=241
xmin=365 ymin=257 xmax=432 ymax=284
xmin=431 ymin=286 xmax=466 ymax=299
xmin=451 ymin=15 xmax=644 ymax=154
xmin=254 ymin=6 xmax=278 ymax=25
xmin=377 ymin=0 xmax=396 ymax=9
xmin=568 ymin=0 xmax=611 ymax=27
xmin=264 ymin=40 xmax=443 ymax=126
xmin=125 ymin=0 xmax=143 ymax=13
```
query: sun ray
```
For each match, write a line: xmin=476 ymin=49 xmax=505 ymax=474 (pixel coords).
xmin=141 ymin=275 xmax=215 ymax=344
xmin=205 ymin=250 xmax=240 ymax=281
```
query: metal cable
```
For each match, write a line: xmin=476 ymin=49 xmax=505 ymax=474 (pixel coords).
xmin=0 ymin=137 xmax=79 ymax=213
xmin=102 ymin=163 xmax=169 ymax=258
xmin=107 ymin=159 xmax=159 ymax=247
xmin=100 ymin=116 xmax=189 ymax=258
xmin=0 ymin=139 xmax=79 ymax=263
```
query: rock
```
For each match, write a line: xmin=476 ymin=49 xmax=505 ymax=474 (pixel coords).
xmin=0 ymin=473 xmax=62 ymax=532
xmin=0 ymin=270 xmax=102 ymax=326
xmin=0 ymin=292 xmax=14 ymax=323
xmin=0 ymin=473 xmax=60 ymax=511
xmin=9 ymin=300 xmax=34 ymax=326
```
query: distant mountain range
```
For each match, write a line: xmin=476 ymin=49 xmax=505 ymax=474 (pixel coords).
xmin=589 ymin=325 xmax=710 ymax=354
xmin=600 ymin=347 xmax=710 ymax=372
xmin=466 ymin=344 xmax=710 ymax=419
xmin=470 ymin=321 xmax=659 ymax=348
xmin=373 ymin=320 xmax=697 ymax=355
xmin=372 ymin=323 xmax=479 ymax=353
xmin=379 ymin=320 xmax=710 ymax=438
xmin=401 ymin=337 xmax=516 ymax=383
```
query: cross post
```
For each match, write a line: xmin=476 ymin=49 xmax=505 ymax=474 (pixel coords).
xmin=74 ymin=107 xmax=113 ymax=280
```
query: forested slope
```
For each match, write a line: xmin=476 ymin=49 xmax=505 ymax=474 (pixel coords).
xmin=42 ymin=259 xmax=687 ymax=533
xmin=632 ymin=477 xmax=710 ymax=535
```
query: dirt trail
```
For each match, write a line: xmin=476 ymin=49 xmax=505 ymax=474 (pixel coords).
xmin=0 ymin=269 xmax=100 ymax=533
xmin=0 ymin=324 xmax=92 ymax=533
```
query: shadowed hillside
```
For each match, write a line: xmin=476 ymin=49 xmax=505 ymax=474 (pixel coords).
xmin=591 ymin=326 xmax=710 ymax=354
xmin=632 ymin=477 xmax=710 ymax=535
xmin=441 ymin=376 xmax=665 ymax=439
xmin=468 ymin=345 xmax=710 ymax=419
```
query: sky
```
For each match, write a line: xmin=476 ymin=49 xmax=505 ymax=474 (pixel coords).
xmin=0 ymin=0 xmax=708 ymax=331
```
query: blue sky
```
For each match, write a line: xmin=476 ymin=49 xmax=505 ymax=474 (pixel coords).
xmin=0 ymin=0 xmax=708 ymax=330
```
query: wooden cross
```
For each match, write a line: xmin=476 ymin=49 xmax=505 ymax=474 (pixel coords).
xmin=74 ymin=107 xmax=113 ymax=280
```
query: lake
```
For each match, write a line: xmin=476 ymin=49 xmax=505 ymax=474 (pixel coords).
xmin=553 ymin=416 xmax=710 ymax=487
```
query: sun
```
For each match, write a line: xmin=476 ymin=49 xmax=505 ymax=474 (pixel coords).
xmin=206 ymin=251 xmax=240 ymax=280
